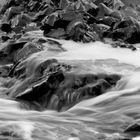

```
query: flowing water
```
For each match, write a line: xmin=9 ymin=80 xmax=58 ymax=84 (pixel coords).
xmin=0 ymin=31 xmax=140 ymax=140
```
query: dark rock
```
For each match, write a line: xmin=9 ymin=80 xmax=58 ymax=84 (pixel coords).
xmin=124 ymin=123 xmax=140 ymax=136
xmin=41 ymin=19 xmax=70 ymax=37
xmin=96 ymin=3 xmax=113 ymax=19
xmin=113 ymin=17 xmax=139 ymax=30
xmin=0 ymin=64 xmax=12 ymax=77
xmin=125 ymin=30 xmax=140 ymax=44
xmin=1 ymin=36 xmax=11 ymax=42
xmin=0 ymin=0 xmax=20 ymax=15
xmin=0 ymin=41 xmax=27 ymax=64
xmin=33 ymin=7 xmax=54 ymax=23
xmin=111 ymin=42 xmax=137 ymax=51
xmin=66 ymin=19 xmax=99 ymax=42
xmin=11 ymin=13 xmax=33 ymax=28
xmin=14 ymin=42 xmax=42 ymax=63
xmin=4 ymin=6 xmax=22 ymax=21
xmin=87 ymin=6 xmax=99 ymax=18
xmin=10 ymin=57 xmax=121 ymax=111
xmin=0 ymin=22 xmax=13 ymax=34
xmin=96 ymin=16 xmax=118 ymax=27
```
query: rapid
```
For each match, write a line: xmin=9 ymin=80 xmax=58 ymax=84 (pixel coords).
xmin=0 ymin=31 xmax=140 ymax=140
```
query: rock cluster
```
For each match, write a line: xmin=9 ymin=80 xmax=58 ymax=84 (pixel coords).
xmin=0 ymin=1 xmax=138 ymax=139
xmin=0 ymin=0 xmax=139 ymax=47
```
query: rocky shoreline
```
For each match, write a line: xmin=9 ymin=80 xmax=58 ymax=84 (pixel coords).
xmin=0 ymin=0 xmax=130 ymax=111
xmin=0 ymin=0 xmax=140 ymax=139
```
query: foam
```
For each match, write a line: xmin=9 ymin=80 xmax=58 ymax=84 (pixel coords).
xmin=0 ymin=121 xmax=34 ymax=140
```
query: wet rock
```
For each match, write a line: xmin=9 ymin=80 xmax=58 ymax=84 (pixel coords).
xmin=110 ymin=10 xmax=122 ymax=20
xmin=0 ymin=40 xmax=27 ymax=64
xmin=45 ymin=28 xmax=66 ymax=39
xmin=1 ymin=35 xmax=11 ymax=42
xmin=0 ymin=64 xmax=12 ymax=77
xmin=12 ymin=33 xmax=22 ymax=40
xmin=11 ymin=13 xmax=33 ymax=28
xmin=66 ymin=20 xmax=99 ymax=42
xmin=4 ymin=6 xmax=22 ymax=21
xmin=12 ymin=26 xmax=24 ymax=34
xmin=113 ymin=17 xmax=140 ymax=30
xmin=103 ymin=24 xmax=140 ymax=44
xmin=0 ymin=22 xmax=12 ymax=34
xmin=33 ymin=7 xmax=54 ymax=23
xmin=112 ymin=42 xmax=136 ymax=51
xmin=96 ymin=16 xmax=118 ymax=27
xmin=0 ymin=0 xmax=20 ymax=15
xmin=97 ymin=3 xmax=113 ymax=19
xmin=14 ymin=42 xmax=42 ymax=62
xmin=41 ymin=18 xmax=70 ymax=36
xmin=125 ymin=29 xmax=140 ymax=44
xmin=124 ymin=123 xmax=140 ymax=136
xmin=11 ymin=58 xmax=121 ymax=111
xmin=112 ymin=0 xmax=124 ymax=10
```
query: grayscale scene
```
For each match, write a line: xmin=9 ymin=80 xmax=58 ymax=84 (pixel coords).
xmin=0 ymin=0 xmax=140 ymax=140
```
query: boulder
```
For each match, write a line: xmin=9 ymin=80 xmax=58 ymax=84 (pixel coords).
xmin=0 ymin=40 xmax=27 ymax=64
xmin=1 ymin=35 xmax=11 ymax=42
xmin=97 ymin=3 xmax=113 ymax=19
xmin=8 ymin=56 xmax=121 ymax=111
xmin=4 ymin=6 xmax=22 ymax=21
xmin=124 ymin=123 xmax=140 ymax=136
xmin=111 ymin=42 xmax=136 ymax=51
xmin=0 ymin=0 xmax=19 ymax=15
xmin=0 ymin=64 xmax=12 ymax=77
xmin=11 ymin=13 xmax=33 ymax=28
xmin=66 ymin=19 xmax=100 ymax=42
xmin=14 ymin=42 xmax=42 ymax=62
xmin=0 ymin=22 xmax=13 ymax=34
xmin=96 ymin=16 xmax=118 ymax=26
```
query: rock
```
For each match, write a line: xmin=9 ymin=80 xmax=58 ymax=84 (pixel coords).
xmin=110 ymin=10 xmax=122 ymax=19
xmin=1 ymin=35 xmax=11 ymax=42
xmin=33 ymin=7 xmax=54 ymax=23
xmin=111 ymin=42 xmax=137 ymax=51
xmin=0 ymin=0 xmax=20 ymax=15
xmin=125 ymin=29 xmax=140 ymax=44
xmin=66 ymin=19 xmax=99 ymax=42
xmin=97 ymin=16 xmax=118 ymax=26
xmin=11 ymin=13 xmax=33 ymax=28
xmin=9 ymin=56 xmax=121 ymax=111
xmin=0 ymin=40 xmax=27 ymax=64
xmin=111 ymin=0 xmax=125 ymax=10
xmin=14 ymin=42 xmax=42 ymax=62
xmin=12 ymin=26 xmax=24 ymax=34
xmin=103 ymin=22 xmax=140 ymax=44
xmin=124 ymin=123 xmax=140 ymax=135
xmin=113 ymin=17 xmax=140 ymax=30
xmin=87 ymin=5 xmax=99 ymax=18
xmin=0 ymin=64 xmax=12 ymax=77
xmin=41 ymin=19 xmax=70 ymax=37
xmin=4 ymin=6 xmax=22 ymax=21
xmin=0 ymin=22 xmax=13 ymax=34
xmin=97 ymin=3 xmax=113 ymax=19
xmin=46 ymin=28 xmax=66 ymax=39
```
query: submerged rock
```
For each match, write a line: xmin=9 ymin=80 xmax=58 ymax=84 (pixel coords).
xmin=0 ymin=22 xmax=13 ymax=34
xmin=14 ymin=42 xmax=42 ymax=62
xmin=8 ymin=56 xmax=121 ymax=111
xmin=125 ymin=123 xmax=140 ymax=134
xmin=111 ymin=42 xmax=136 ymax=51
xmin=0 ymin=40 xmax=27 ymax=64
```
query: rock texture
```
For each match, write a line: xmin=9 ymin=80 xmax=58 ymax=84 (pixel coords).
xmin=0 ymin=0 xmax=139 ymax=139
xmin=0 ymin=0 xmax=139 ymax=111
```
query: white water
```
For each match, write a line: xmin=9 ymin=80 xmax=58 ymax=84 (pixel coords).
xmin=1 ymin=31 xmax=140 ymax=139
